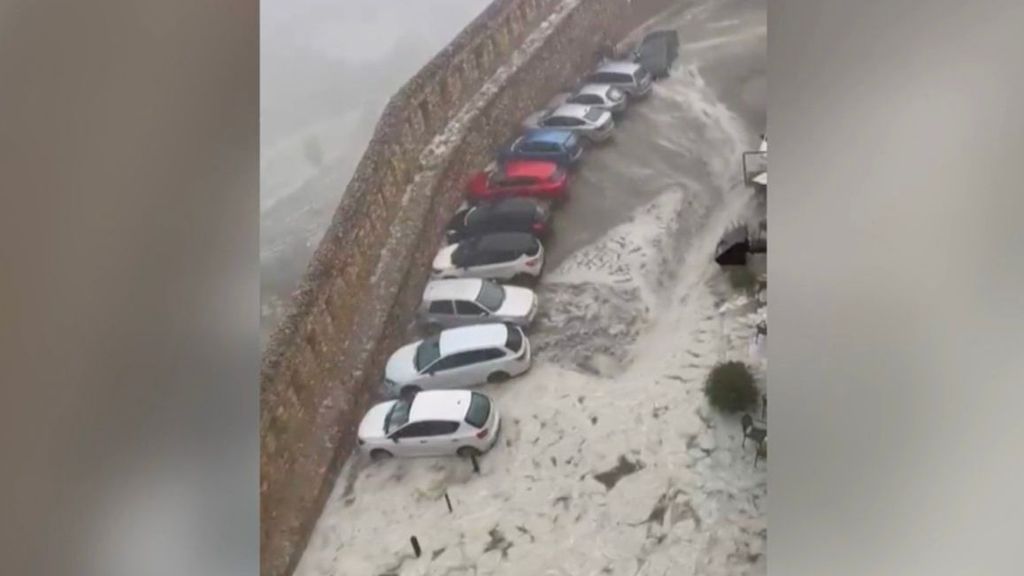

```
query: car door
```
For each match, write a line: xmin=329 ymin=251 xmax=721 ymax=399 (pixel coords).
xmin=455 ymin=299 xmax=490 ymax=324
xmin=427 ymin=300 xmax=456 ymax=327
xmin=389 ymin=420 xmax=458 ymax=456
xmin=426 ymin=350 xmax=479 ymax=387
xmin=470 ymin=348 xmax=510 ymax=382
xmin=388 ymin=421 xmax=435 ymax=456
xmin=427 ymin=420 xmax=463 ymax=455
xmin=480 ymin=248 xmax=514 ymax=278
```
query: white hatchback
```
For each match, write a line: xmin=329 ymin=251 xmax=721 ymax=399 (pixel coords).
xmin=419 ymin=278 xmax=538 ymax=329
xmin=432 ymin=232 xmax=545 ymax=282
xmin=384 ymin=323 xmax=531 ymax=396
xmin=358 ymin=390 xmax=501 ymax=460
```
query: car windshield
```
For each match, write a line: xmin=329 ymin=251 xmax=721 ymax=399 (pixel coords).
xmin=583 ymin=107 xmax=604 ymax=122
xmin=384 ymin=399 xmax=412 ymax=434
xmin=475 ymin=281 xmax=505 ymax=311
xmin=414 ymin=337 xmax=442 ymax=371
xmin=465 ymin=392 xmax=491 ymax=428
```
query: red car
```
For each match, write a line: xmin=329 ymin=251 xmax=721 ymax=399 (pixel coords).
xmin=466 ymin=160 xmax=569 ymax=203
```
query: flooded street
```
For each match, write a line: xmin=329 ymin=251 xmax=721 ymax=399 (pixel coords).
xmin=294 ymin=0 xmax=767 ymax=575
xmin=260 ymin=0 xmax=489 ymax=344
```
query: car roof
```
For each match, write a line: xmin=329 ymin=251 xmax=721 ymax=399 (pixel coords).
xmin=550 ymin=103 xmax=591 ymax=118
xmin=594 ymin=60 xmax=642 ymax=74
xmin=408 ymin=389 xmax=474 ymax=423
xmin=422 ymin=278 xmax=484 ymax=302
xmin=503 ymin=160 xmax=558 ymax=179
xmin=472 ymin=198 xmax=542 ymax=221
xmin=520 ymin=129 xmax=573 ymax=145
xmin=473 ymin=232 xmax=538 ymax=253
xmin=574 ymin=84 xmax=613 ymax=97
xmin=438 ymin=323 xmax=510 ymax=355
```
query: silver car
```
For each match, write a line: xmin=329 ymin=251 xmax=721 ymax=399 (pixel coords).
xmin=565 ymin=84 xmax=628 ymax=114
xmin=524 ymin=103 xmax=615 ymax=142
xmin=583 ymin=61 xmax=653 ymax=99
xmin=419 ymin=278 xmax=538 ymax=329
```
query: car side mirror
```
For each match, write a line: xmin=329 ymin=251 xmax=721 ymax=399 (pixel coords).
xmin=391 ymin=436 xmax=399 ymax=444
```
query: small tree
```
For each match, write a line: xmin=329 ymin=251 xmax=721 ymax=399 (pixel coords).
xmin=704 ymin=361 xmax=758 ymax=413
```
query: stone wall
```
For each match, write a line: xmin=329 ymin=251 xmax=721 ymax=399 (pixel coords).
xmin=260 ymin=2 xmax=679 ymax=576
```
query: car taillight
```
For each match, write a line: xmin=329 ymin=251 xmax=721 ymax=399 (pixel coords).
xmin=532 ymin=222 xmax=545 ymax=232
xmin=475 ymin=428 xmax=489 ymax=439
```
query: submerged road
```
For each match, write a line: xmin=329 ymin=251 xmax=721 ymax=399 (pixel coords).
xmin=296 ymin=0 xmax=766 ymax=574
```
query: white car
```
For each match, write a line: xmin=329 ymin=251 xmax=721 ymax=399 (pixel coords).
xmin=584 ymin=61 xmax=653 ymax=99
xmin=419 ymin=278 xmax=538 ymax=329
xmin=565 ymin=84 xmax=628 ymax=114
xmin=432 ymin=232 xmax=544 ymax=282
xmin=524 ymin=103 xmax=615 ymax=142
xmin=358 ymin=389 xmax=501 ymax=460
xmin=384 ymin=323 xmax=531 ymax=396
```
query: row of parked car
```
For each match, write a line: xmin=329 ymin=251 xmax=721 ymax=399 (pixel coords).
xmin=356 ymin=31 xmax=679 ymax=461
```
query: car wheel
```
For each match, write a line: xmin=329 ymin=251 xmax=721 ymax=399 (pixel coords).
xmin=370 ymin=449 xmax=393 ymax=462
xmin=487 ymin=371 xmax=510 ymax=384
xmin=457 ymin=446 xmax=482 ymax=458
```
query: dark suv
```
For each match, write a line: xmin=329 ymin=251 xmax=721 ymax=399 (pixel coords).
xmin=446 ymin=198 xmax=551 ymax=244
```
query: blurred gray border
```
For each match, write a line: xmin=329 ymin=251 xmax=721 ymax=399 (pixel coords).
xmin=0 ymin=2 xmax=258 ymax=575
xmin=772 ymin=0 xmax=1024 ymax=574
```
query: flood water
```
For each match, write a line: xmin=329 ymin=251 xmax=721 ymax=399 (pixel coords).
xmin=293 ymin=0 xmax=768 ymax=574
xmin=260 ymin=0 xmax=490 ymax=345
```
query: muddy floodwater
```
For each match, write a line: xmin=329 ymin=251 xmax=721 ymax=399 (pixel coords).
xmin=294 ymin=0 xmax=767 ymax=575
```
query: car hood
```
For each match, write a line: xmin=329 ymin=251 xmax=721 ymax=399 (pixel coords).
xmin=495 ymin=286 xmax=536 ymax=317
xmin=358 ymin=401 xmax=396 ymax=441
xmin=385 ymin=342 xmax=421 ymax=384
xmin=433 ymin=244 xmax=457 ymax=271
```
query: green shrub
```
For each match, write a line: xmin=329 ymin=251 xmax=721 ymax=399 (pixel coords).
xmin=704 ymin=361 xmax=759 ymax=413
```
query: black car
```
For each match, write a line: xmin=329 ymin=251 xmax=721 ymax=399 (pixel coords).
xmin=633 ymin=29 xmax=680 ymax=79
xmin=445 ymin=198 xmax=551 ymax=244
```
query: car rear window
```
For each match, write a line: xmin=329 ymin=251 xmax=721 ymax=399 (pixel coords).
xmin=505 ymin=325 xmax=523 ymax=353
xmin=476 ymin=281 xmax=505 ymax=311
xmin=583 ymin=107 xmax=605 ymax=122
xmin=464 ymin=392 xmax=491 ymax=428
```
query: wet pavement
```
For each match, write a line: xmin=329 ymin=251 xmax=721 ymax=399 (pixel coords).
xmin=294 ymin=0 xmax=766 ymax=574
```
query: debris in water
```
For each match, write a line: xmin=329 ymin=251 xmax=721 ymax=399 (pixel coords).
xmin=592 ymin=455 xmax=644 ymax=490
xmin=483 ymin=527 xmax=513 ymax=559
